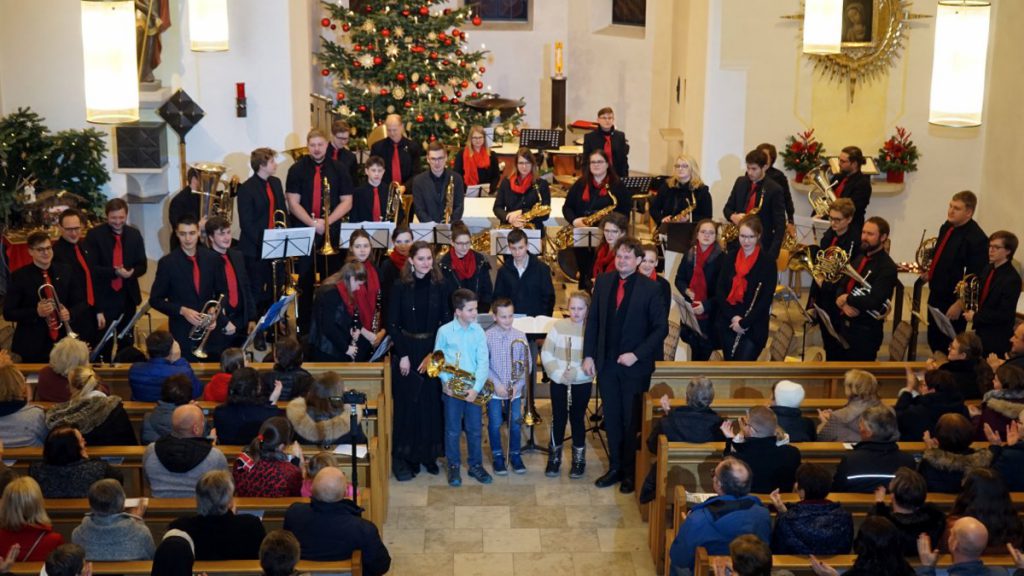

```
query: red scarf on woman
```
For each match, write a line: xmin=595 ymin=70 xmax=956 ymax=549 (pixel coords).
xmin=462 ymin=147 xmax=490 ymax=186
xmin=726 ymin=245 xmax=760 ymax=306
xmin=388 ymin=250 xmax=408 ymax=271
xmin=581 ymin=177 xmax=608 ymax=202
xmin=592 ymin=243 xmax=616 ymax=281
xmin=337 ymin=282 xmax=357 ymax=318
xmin=351 ymin=261 xmax=379 ymax=330
xmin=449 ymin=250 xmax=477 ymax=281
xmin=690 ymin=244 xmax=713 ymax=318
xmin=511 ymin=172 xmax=533 ymax=195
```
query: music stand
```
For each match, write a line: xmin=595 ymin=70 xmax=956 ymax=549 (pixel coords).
xmin=261 ymin=227 xmax=315 ymax=260
xmin=339 ymin=223 xmax=393 ymax=249
xmin=519 ymin=128 xmax=562 ymax=150
xmin=621 ymin=176 xmax=653 ymax=195
xmin=465 ymin=184 xmax=490 ymax=198
xmin=408 ymin=223 xmax=438 ymax=244
xmin=90 ymin=315 xmax=122 ymax=364
xmin=491 ymin=229 xmax=542 ymax=256
xmin=433 ymin=224 xmax=454 ymax=246
xmin=568 ymin=227 xmax=603 ymax=249
xmin=241 ymin=294 xmax=298 ymax=354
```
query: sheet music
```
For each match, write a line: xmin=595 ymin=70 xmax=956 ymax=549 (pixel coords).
xmin=465 ymin=184 xmax=489 ymax=198
xmin=671 ymin=292 xmax=704 ymax=338
xmin=370 ymin=335 xmax=392 ymax=362
xmin=339 ymin=222 xmax=393 ymax=249
xmin=408 ymin=223 xmax=438 ymax=243
xmin=811 ymin=303 xmax=850 ymax=349
xmin=261 ymin=227 xmax=315 ymax=259
xmin=333 ymin=444 xmax=368 ymax=458
xmin=512 ymin=315 xmax=557 ymax=335
xmin=927 ymin=305 xmax=958 ymax=340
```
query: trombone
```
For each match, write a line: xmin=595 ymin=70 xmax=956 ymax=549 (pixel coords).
xmin=272 ymin=209 xmax=299 ymax=337
xmin=37 ymin=283 xmax=78 ymax=340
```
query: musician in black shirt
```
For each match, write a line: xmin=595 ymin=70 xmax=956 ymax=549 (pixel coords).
xmin=370 ymin=114 xmax=422 ymax=189
xmin=757 ymin=142 xmax=794 ymax=229
xmin=836 ymin=217 xmax=898 ymax=362
xmin=492 ymin=147 xmax=551 ymax=230
xmin=965 ymin=231 xmax=1022 ymax=357
xmin=722 ymin=150 xmax=787 ymax=258
xmin=649 ymin=154 xmax=712 ymax=224
xmin=236 ymin=147 xmax=287 ymax=317
xmin=168 ymin=167 xmax=201 ymax=251
xmin=53 ymin=209 xmax=103 ymax=346
xmin=326 ymin=119 xmax=360 ymax=185
xmin=582 ymin=107 xmax=629 ymax=178
xmin=207 ymin=216 xmax=255 ymax=350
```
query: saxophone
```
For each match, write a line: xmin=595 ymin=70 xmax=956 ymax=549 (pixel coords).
xmin=554 ymin=185 xmax=618 ymax=250
xmin=442 ymin=174 xmax=455 ymax=224
xmin=721 ymin=205 xmax=761 ymax=244
xmin=471 ymin=190 xmax=552 ymax=253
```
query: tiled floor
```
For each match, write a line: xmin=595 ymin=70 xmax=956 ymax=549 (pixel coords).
xmin=383 ymin=402 xmax=659 ymax=576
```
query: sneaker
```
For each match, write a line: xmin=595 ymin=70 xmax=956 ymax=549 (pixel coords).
xmin=447 ymin=465 xmax=462 ymax=487
xmin=509 ymin=454 xmax=526 ymax=474
xmin=492 ymin=454 xmax=508 ymax=476
xmin=467 ymin=464 xmax=493 ymax=484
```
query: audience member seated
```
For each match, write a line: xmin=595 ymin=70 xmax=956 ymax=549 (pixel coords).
xmin=142 ymin=374 xmax=210 ymax=444
xmin=28 ymin=426 xmax=123 ymax=498
xmin=640 ymin=377 xmax=725 ymax=504
xmin=260 ymin=530 xmax=302 ymax=576
xmin=232 ymin=417 xmax=303 ymax=498
xmin=918 ymin=516 xmax=1010 ymax=576
xmin=869 ymin=467 xmax=946 ymax=556
xmin=832 ymin=405 xmax=916 ymax=493
xmin=722 ymin=406 xmax=801 ymax=495
xmin=668 ymin=457 xmax=770 ymax=574
xmin=36 ymin=337 xmax=90 ymax=403
xmin=942 ymin=467 xmax=1023 ymax=555
xmin=70 ymin=478 xmax=154 ymax=560
xmin=769 ymin=463 xmax=853 ymax=555
xmin=151 ymin=529 xmax=195 ymax=576
xmin=771 ymin=380 xmax=816 ymax=442
xmin=0 ymin=365 xmax=46 ymax=447
xmin=817 ymin=369 xmax=881 ymax=442
xmin=301 ymin=452 xmax=343 ymax=499
xmin=143 ymin=404 xmax=227 ymax=498
xmin=986 ymin=417 xmax=1024 ymax=492
xmin=929 ymin=331 xmax=994 ymax=400
xmin=0 ymin=465 xmax=18 ymax=495
xmin=44 ymin=366 xmax=136 ymax=446
xmin=42 ymin=544 xmax=87 ymax=576
xmin=989 ymin=324 xmax=1024 ymax=372
xmin=128 ymin=331 xmax=202 ymax=402
xmin=285 ymin=372 xmax=358 ymax=446
xmin=895 ymin=368 xmax=969 ymax=441
xmin=809 ymin=516 xmax=916 ymax=576
xmin=0 ymin=477 xmax=64 ymax=561
xmin=201 ymin=347 xmax=246 ymax=403
xmin=918 ymin=413 xmax=993 ymax=493
xmin=972 ymin=364 xmax=1024 ymax=441
xmin=167 ymin=470 xmax=266 ymax=560
xmin=212 ymin=367 xmax=283 ymax=446
xmin=723 ymin=534 xmax=795 ymax=576
xmin=260 ymin=337 xmax=315 ymax=402
xmin=283 ymin=467 xmax=391 ymax=575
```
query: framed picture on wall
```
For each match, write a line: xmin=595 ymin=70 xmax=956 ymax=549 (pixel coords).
xmin=841 ymin=0 xmax=878 ymax=47
xmin=468 ymin=0 xmax=529 ymax=23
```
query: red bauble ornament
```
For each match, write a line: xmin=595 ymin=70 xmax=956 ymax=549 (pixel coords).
xmin=412 ymin=45 xmax=424 ymax=53
xmin=441 ymin=95 xmax=449 ymax=103
xmin=358 ymin=105 xmax=367 ymax=112
xmin=428 ymin=80 xmax=438 ymax=87
xmin=438 ymin=32 xmax=447 ymax=41
xmin=459 ymin=61 xmax=466 ymax=68
xmin=330 ymin=24 xmax=336 ymax=30
xmin=451 ymin=98 xmax=459 ymax=104
xmin=452 ymin=28 xmax=462 ymax=37
xmin=475 ymin=81 xmax=483 ymax=89
xmin=430 ymin=135 xmax=437 ymax=142
xmin=471 ymin=91 xmax=479 ymax=98
xmin=380 ymin=88 xmax=389 ymax=96
xmin=342 ymin=23 xmax=351 ymax=32
xmin=415 ymin=114 xmax=425 ymax=123
xmin=472 ymin=15 xmax=482 ymax=26
xmin=396 ymin=73 xmax=406 ymax=81
xmin=423 ymin=74 xmax=431 ymax=81
xmin=336 ymin=91 xmax=346 ymax=100
xmin=321 ymin=18 xmax=331 ymax=27
xmin=419 ymin=6 xmax=429 ymax=15
xmin=410 ymin=82 xmax=419 ymax=90
xmin=455 ymin=50 xmax=463 ymax=57
xmin=373 ymin=56 xmax=383 ymax=65
xmin=381 ymin=28 xmax=390 ymax=37
xmin=441 ymin=59 xmax=450 ymax=66
xmin=404 ymin=100 xmax=412 ymax=108
xmin=352 ymin=44 xmax=361 ymax=52
xmin=444 ymin=39 xmax=452 ymax=46
xmin=429 ymin=51 xmax=438 ymax=59
xmin=454 ymin=90 xmax=462 ymax=97
xmin=479 ymin=66 xmax=486 ymax=73
xmin=461 ymin=80 xmax=469 ymax=88
xmin=321 ymin=68 xmax=330 ymax=76
xmin=443 ymin=112 xmax=450 ymax=119
xmin=402 ymin=9 xmax=410 ymax=16
xmin=443 ymin=8 xmax=451 ymax=15
xmin=353 ymin=61 xmax=361 ymax=68
xmin=364 ymin=5 xmax=372 ymax=12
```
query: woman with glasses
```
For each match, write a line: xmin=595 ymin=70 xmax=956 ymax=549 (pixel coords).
xmin=345 ymin=229 xmax=387 ymax=353
xmin=493 ymin=147 xmax=551 ymax=231
xmin=562 ymin=149 xmax=630 ymax=291
xmin=675 ymin=220 xmax=723 ymax=360
xmin=453 ymin=125 xmax=501 ymax=192
xmin=439 ymin=221 xmax=493 ymax=312
xmin=714 ymin=216 xmax=776 ymax=361
xmin=649 ymin=154 xmax=712 ymax=225
xmin=965 ymin=231 xmax=1022 ymax=358
xmin=807 ymin=198 xmax=860 ymax=361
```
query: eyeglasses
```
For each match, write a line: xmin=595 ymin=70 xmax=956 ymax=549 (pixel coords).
xmin=589 ymin=160 xmax=607 ymax=165
xmin=674 ymin=164 xmax=688 ymax=169
xmin=990 ymin=244 xmax=1007 ymax=250
xmin=738 ymin=234 xmax=757 ymax=240
xmin=698 ymin=230 xmax=716 ymax=236
xmin=427 ymin=156 xmax=446 ymax=162
xmin=829 ymin=216 xmax=847 ymax=223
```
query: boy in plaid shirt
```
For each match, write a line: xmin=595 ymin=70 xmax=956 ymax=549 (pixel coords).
xmin=485 ymin=297 xmax=533 ymax=474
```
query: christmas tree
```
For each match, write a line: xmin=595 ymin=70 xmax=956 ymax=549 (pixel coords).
xmin=318 ymin=0 xmax=524 ymax=151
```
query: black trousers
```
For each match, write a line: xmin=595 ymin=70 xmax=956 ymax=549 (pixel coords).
xmin=598 ymin=364 xmax=649 ymax=479
xmin=550 ymin=382 xmax=593 ymax=448
xmin=294 ymin=251 xmax=343 ymax=336
xmin=844 ymin=321 xmax=884 ymax=362
xmin=574 ymin=247 xmax=595 ymax=291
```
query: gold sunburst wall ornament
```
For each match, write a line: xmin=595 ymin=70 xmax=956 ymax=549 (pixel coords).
xmin=784 ymin=0 xmax=931 ymax=102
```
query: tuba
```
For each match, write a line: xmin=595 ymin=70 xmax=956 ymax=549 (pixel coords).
xmin=284 ymin=146 xmax=308 ymax=161
xmin=191 ymin=163 xmax=238 ymax=224
xmin=37 ymin=283 xmax=78 ymax=340
xmin=554 ymin=187 xmax=617 ymax=250
xmin=956 ymin=273 xmax=980 ymax=312
xmin=191 ymin=294 xmax=225 ymax=359
xmin=427 ymin=350 xmax=494 ymax=407
xmin=806 ymin=164 xmax=837 ymax=219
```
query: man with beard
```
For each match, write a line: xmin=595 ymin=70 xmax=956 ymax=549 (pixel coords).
xmin=835 ymin=216 xmax=898 ymax=361
xmin=830 ymin=146 xmax=872 ymax=230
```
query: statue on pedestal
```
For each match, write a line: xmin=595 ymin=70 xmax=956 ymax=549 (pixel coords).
xmin=135 ymin=0 xmax=170 ymax=87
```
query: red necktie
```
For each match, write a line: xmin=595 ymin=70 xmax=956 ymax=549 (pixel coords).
xmin=928 ymin=226 xmax=956 ymax=281
xmin=187 ymin=255 xmax=200 ymax=295
xmin=846 ymin=255 xmax=871 ymax=294
xmin=332 ymin=147 xmax=339 ymax=161
xmin=830 ymin=235 xmax=839 ymax=247
xmin=312 ymin=164 xmax=323 ymax=221
xmin=745 ymin=182 xmax=758 ymax=212
xmin=834 ymin=177 xmax=848 ymax=199
xmin=111 ymin=233 xmax=124 ymax=291
xmin=222 ymin=254 xmax=239 ymax=308
xmin=266 ymin=181 xmax=276 ymax=229
xmin=615 ymin=278 xmax=626 ymax=308
xmin=74 ymin=245 xmax=95 ymax=306
xmin=603 ymin=135 xmax=613 ymax=168
xmin=371 ymin=186 xmax=382 ymax=221
xmin=391 ymin=142 xmax=402 ymax=185
xmin=980 ymin=268 xmax=995 ymax=307
xmin=41 ymin=270 xmax=59 ymax=341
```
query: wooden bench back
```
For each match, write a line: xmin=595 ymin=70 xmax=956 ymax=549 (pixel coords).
xmin=8 ymin=552 xmax=362 ymax=575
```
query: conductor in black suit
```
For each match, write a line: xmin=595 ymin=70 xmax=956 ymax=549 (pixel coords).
xmin=410 ymin=142 xmax=464 ymax=223
xmin=583 ymin=237 xmax=668 ymax=493
xmin=370 ymin=114 xmax=423 ymax=189
xmin=723 ymin=149 xmax=787 ymax=258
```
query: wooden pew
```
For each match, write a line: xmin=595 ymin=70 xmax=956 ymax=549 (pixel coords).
xmin=9 ymin=553 xmax=362 ymax=575
xmin=692 ymin=548 xmax=1017 ymax=576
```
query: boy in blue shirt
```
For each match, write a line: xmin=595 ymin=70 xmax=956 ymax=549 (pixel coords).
xmin=434 ymin=288 xmax=491 ymax=486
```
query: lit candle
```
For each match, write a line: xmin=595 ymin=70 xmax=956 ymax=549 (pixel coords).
xmin=236 ymin=82 xmax=246 ymax=99
xmin=555 ymin=41 xmax=563 ymax=76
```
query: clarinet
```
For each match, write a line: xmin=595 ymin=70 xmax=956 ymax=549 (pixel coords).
xmin=730 ymin=282 xmax=763 ymax=359
xmin=371 ymin=286 xmax=382 ymax=333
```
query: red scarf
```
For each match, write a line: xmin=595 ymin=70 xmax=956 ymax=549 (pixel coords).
xmin=511 ymin=172 xmax=533 ymax=195
xmin=646 ymin=269 xmax=658 ymax=281
xmin=592 ymin=243 xmax=616 ymax=281
xmin=581 ymin=177 xmax=608 ymax=203
xmin=337 ymin=282 xmax=357 ymax=317
xmin=727 ymin=246 xmax=760 ymax=305
xmin=449 ymin=250 xmax=477 ymax=281
xmin=461 ymin=147 xmax=490 ymax=186
xmin=388 ymin=250 xmax=408 ymax=271
xmin=690 ymin=244 xmax=713 ymax=314
xmin=352 ymin=261 xmax=379 ymax=330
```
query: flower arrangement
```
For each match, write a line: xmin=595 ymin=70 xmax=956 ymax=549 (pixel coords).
xmin=780 ymin=129 xmax=825 ymax=179
xmin=877 ymin=126 xmax=920 ymax=173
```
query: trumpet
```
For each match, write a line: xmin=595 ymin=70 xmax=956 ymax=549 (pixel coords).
xmin=956 ymin=273 xmax=980 ymax=312
xmin=319 ymin=176 xmax=337 ymax=256
xmin=192 ymin=294 xmax=224 ymax=359
xmin=37 ymin=283 xmax=78 ymax=340
xmin=427 ymin=350 xmax=494 ymax=407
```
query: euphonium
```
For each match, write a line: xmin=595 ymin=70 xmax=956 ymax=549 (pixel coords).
xmin=191 ymin=162 xmax=237 ymax=224
xmin=37 ymin=283 xmax=78 ymax=340
xmin=956 ymin=273 xmax=980 ymax=312
xmin=319 ymin=176 xmax=338 ymax=256
xmin=554 ymin=188 xmax=617 ymax=250
xmin=191 ymin=294 xmax=225 ymax=359
xmin=806 ymin=164 xmax=837 ymax=220
xmin=427 ymin=350 xmax=494 ymax=407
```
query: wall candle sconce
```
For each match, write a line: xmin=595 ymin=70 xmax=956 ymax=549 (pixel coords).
xmin=236 ymin=82 xmax=247 ymax=117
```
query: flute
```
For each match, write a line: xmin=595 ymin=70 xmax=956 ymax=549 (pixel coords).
xmin=730 ymin=282 xmax=763 ymax=358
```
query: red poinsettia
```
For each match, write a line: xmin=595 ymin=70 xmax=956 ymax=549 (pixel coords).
xmin=781 ymin=129 xmax=825 ymax=173
xmin=877 ymin=126 xmax=920 ymax=173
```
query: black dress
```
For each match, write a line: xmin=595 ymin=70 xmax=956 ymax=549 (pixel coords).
xmin=713 ymin=247 xmax=777 ymax=361
xmin=387 ymin=273 xmax=455 ymax=476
